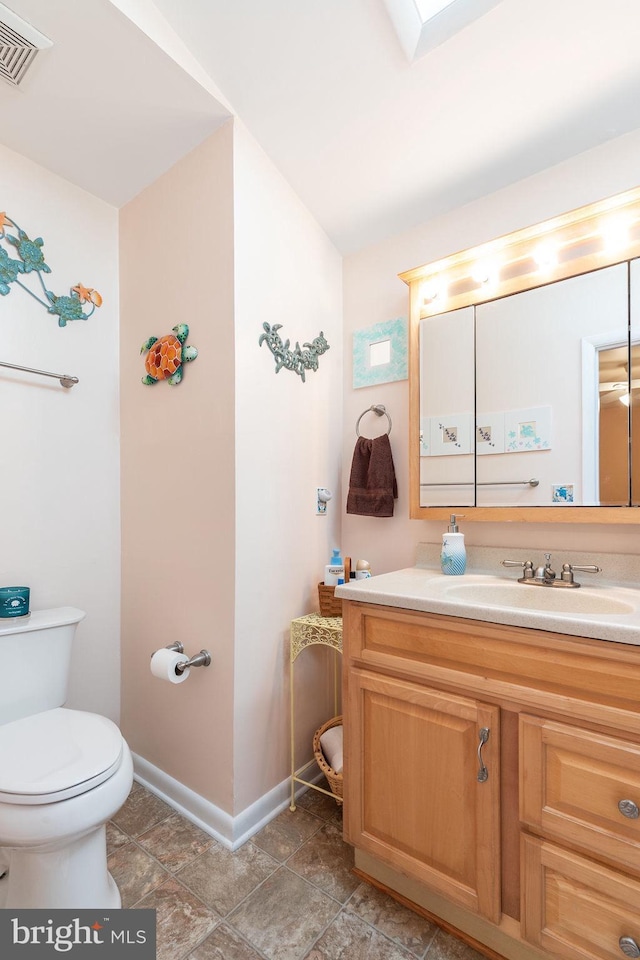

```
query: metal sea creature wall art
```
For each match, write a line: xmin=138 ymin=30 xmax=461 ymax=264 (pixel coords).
xmin=0 ymin=212 xmax=102 ymax=325
xmin=141 ymin=323 xmax=198 ymax=385
xmin=259 ymin=322 xmax=329 ymax=382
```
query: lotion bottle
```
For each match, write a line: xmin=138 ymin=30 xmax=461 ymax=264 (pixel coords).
xmin=324 ymin=549 xmax=345 ymax=586
xmin=441 ymin=514 xmax=466 ymax=576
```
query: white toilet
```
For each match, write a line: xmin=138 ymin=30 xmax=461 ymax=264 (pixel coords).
xmin=0 ymin=607 xmax=133 ymax=908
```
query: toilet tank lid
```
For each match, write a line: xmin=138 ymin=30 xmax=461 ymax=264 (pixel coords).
xmin=0 ymin=708 xmax=123 ymax=801
xmin=0 ymin=607 xmax=86 ymax=636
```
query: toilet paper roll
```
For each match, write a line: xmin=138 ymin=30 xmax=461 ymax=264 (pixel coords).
xmin=150 ymin=648 xmax=191 ymax=684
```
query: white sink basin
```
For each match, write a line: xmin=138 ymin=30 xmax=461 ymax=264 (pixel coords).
xmin=441 ymin=581 xmax=634 ymax=616
xmin=336 ymin=567 xmax=640 ymax=645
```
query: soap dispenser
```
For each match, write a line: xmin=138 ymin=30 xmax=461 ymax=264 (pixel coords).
xmin=441 ymin=514 xmax=466 ymax=576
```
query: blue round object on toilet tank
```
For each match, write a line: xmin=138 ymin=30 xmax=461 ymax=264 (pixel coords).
xmin=0 ymin=586 xmax=30 ymax=618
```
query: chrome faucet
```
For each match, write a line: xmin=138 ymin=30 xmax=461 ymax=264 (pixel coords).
xmin=534 ymin=553 xmax=556 ymax=583
xmin=501 ymin=554 xmax=601 ymax=588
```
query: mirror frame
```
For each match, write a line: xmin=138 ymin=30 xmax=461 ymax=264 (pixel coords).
xmin=401 ymin=185 xmax=640 ymax=523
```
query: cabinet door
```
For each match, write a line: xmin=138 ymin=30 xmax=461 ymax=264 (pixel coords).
xmin=344 ymin=668 xmax=501 ymax=922
xmin=522 ymin=835 xmax=640 ymax=960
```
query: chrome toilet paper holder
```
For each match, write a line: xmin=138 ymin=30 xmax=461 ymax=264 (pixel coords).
xmin=162 ymin=642 xmax=212 ymax=673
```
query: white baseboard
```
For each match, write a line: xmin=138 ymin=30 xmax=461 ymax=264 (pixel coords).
xmin=131 ymin=753 xmax=320 ymax=850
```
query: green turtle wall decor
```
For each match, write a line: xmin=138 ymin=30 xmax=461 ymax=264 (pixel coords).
xmin=140 ymin=323 xmax=198 ymax=385
xmin=259 ymin=322 xmax=329 ymax=382
xmin=0 ymin=212 xmax=102 ymax=326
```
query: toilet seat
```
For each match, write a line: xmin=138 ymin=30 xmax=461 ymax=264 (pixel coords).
xmin=0 ymin=708 xmax=123 ymax=805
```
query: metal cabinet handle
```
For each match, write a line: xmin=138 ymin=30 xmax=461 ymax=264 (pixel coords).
xmin=618 ymin=799 xmax=640 ymax=819
xmin=619 ymin=937 xmax=640 ymax=958
xmin=477 ymin=727 xmax=489 ymax=782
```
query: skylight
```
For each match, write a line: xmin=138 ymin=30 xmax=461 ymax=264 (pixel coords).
xmin=382 ymin=0 xmax=504 ymax=62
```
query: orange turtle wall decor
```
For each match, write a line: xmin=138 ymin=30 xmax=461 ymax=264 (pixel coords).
xmin=141 ymin=323 xmax=198 ymax=385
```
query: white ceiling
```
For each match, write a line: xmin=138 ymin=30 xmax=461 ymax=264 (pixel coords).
xmin=3 ymin=1 xmax=640 ymax=254
xmin=0 ymin=0 xmax=231 ymax=207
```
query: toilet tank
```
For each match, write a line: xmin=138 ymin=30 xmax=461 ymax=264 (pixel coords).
xmin=0 ymin=607 xmax=86 ymax=725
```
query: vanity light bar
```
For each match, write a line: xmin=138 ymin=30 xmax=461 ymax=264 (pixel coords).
xmin=403 ymin=185 xmax=640 ymax=316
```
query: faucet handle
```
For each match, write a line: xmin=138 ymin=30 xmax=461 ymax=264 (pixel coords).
xmin=560 ymin=562 xmax=602 ymax=584
xmin=502 ymin=560 xmax=534 ymax=578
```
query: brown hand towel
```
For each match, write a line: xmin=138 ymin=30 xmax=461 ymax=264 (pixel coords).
xmin=346 ymin=434 xmax=398 ymax=517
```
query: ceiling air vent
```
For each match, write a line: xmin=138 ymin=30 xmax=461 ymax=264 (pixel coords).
xmin=0 ymin=2 xmax=52 ymax=87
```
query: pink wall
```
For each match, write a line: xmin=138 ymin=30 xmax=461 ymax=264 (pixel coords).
xmin=232 ymin=124 xmax=343 ymax=813
xmin=120 ymin=122 xmax=236 ymax=811
xmin=342 ymin=130 xmax=640 ymax=572
xmin=120 ymin=120 xmax=344 ymax=824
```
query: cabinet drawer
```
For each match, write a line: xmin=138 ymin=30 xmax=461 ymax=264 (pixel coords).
xmin=521 ymin=834 xmax=640 ymax=960
xmin=520 ymin=715 xmax=640 ymax=875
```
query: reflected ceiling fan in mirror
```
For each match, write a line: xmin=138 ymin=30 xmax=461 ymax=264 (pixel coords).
xmin=599 ymin=344 xmax=640 ymax=407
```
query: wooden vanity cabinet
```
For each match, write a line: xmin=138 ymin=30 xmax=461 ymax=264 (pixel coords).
xmin=342 ymin=599 xmax=640 ymax=960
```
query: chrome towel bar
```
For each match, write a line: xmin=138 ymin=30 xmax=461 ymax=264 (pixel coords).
xmin=421 ymin=478 xmax=539 ymax=487
xmin=0 ymin=359 xmax=78 ymax=388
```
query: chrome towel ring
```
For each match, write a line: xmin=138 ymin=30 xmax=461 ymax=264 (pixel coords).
xmin=356 ymin=404 xmax=392 ymax=437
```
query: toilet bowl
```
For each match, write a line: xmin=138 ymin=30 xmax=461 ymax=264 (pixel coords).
xmin=0 ymin=609 xmax=134 ymax=908
xmin=0 ymin=707 xmax=133 ymax=908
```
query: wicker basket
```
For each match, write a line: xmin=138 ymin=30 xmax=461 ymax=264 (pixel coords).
xmin=313 ymin=715 xmax=343 ymax=803
xmin=318 ymin=583 xmax=342 ymax=618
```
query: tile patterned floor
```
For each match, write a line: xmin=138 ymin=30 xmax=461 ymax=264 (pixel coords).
xmin=108 ymin=782 xmax=486 ymax=960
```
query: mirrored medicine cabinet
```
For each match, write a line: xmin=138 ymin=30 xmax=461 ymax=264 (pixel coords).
xmin=400 ymin=185 xmax=640 ymax=523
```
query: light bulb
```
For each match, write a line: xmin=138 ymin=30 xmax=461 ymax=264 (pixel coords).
xmin=422 ymin=276 xmax=446 ymax=303
xmin=600 ymin=215 xmax=631 ymax=253
xmin=471 ymin=259 xmax=499 ymax=287
xmin=534 ymin=240 xmax=558 ymax=271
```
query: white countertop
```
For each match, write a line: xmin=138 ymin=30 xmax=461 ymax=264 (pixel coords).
xmin=335 ymin=567 xmax=640 ymax=647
